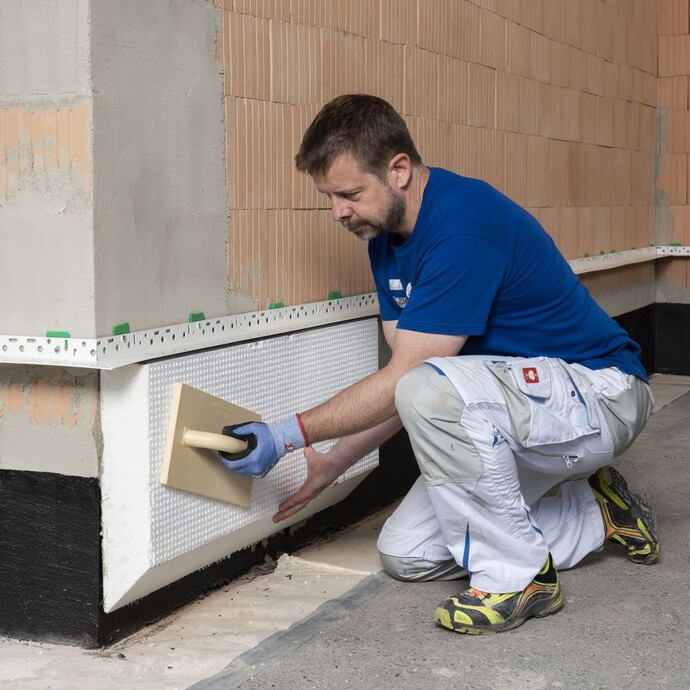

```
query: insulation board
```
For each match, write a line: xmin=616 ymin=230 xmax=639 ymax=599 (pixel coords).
xmin=101 ymin=318 xmax=380 ymax=611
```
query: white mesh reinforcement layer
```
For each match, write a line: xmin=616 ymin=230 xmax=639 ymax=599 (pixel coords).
xmin=148 ymin=319 xmax=379 ymax=566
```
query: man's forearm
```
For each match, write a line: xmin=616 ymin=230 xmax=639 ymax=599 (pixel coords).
xmin=297 ymin=329 xmax=467 ymax=446
xmin=324 ymin=414 xmax=403 ymax=473
xmin=300 ymin=366 xmax=400 ymax=443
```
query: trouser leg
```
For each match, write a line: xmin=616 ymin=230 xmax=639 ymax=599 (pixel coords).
xmin=417 ymin=395 xmax=552 ymax=592
xmin=390 ymin=359 xmax=625 ymax=593
xmin=529 ymin=478 xmax=604 ymax=568
xmin=377 ymin=476 xmax=467 ymax=581
xmin=379 ymin=358 xmax=651 ymax=588
xmin=377 ymin=465 xmax=605 ymax=581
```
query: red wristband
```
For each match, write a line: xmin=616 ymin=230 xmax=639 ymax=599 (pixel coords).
xmin=295 ymin=413 xmax=310 ymax=447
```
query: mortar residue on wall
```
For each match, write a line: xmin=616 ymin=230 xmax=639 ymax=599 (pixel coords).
xmin=0 ymin=365 xmax=100 ymax=477
xmin=0 ymin=102 xmax=95 ymax=336
xmin=0 ymin=0 xmax=95 ymax=336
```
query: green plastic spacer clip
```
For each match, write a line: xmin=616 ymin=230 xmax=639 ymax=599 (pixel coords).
xmin=584 ymin=253 xmax=590 ymax=258
xmin=599 ymin=250 xmax=605 ymax=255
xmin=188 ymin=311 xmax=206 ymax=323
xmin=45 ymin=331 xmax=71 ymax=351
xmin=268 ymin=302 xmax=285 ymax=310
xmin=328 ymin=291 xmax=342 ymax=300
xmin=670 ymin=242 xmax=682 ymax=247
xmin=111 ymin=322 xmax=130 ymax=336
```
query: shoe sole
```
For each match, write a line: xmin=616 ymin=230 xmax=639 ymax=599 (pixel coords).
xmin=593 ymin=466 xmax=659 ymax=565
xmin=434 ymin=590 xmax=564 ymax=635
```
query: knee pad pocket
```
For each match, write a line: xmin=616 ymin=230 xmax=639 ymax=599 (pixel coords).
xmin=395 ymin=364 xmax=484 ymax=485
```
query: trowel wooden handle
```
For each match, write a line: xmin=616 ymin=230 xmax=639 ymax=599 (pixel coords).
xmin=182 ymin=428 xmax=248 ymax=454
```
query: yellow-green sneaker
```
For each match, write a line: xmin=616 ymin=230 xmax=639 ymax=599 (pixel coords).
xmin=434 ymin=554 xmax=563 ymax=635
xmin=588 ymin=465 xmax=659 ymax=565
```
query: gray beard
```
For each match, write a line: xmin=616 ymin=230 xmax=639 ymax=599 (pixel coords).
xmin=342 ymin=191 xmax=406 ymax=241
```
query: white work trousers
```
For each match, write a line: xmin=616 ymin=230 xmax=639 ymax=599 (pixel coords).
xmin=377 ymin=355 xmax=653 ymax=593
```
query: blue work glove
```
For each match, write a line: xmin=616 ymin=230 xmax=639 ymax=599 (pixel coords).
xmin=219 ymin=414 xmax=308 ymax=478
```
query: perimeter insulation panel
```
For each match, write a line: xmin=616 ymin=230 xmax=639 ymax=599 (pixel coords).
xmin=147 ymin=319 xmax=378 ymax=563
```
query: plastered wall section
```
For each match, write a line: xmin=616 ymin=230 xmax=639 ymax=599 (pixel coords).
xmin=0 ymin=0 xmax=95 ymax=337
xmin=0 ymin=1 xmax=98 ymax=476
xmin=0 ymin=365 xmax=100 ymax=477
xmin=221 ymin=0 xmax=659 ymax=316
xmin=90 ymin=0 xmax=230 ymax=335
xmin=657 ymin=0 xmax=690 ymax=302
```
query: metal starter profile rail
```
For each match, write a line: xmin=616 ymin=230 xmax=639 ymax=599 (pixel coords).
xmin=1 ymin=246 xmax=689 ymax=370
xmin=0 ymin=294 xmax=379 ymax=370
xmin=569 ymin=244 xmax=690 ymax=275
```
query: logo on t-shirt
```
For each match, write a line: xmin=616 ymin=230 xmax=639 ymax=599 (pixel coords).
xmin=389 ymin=278 xmax=412 ymax=309
xmin=522 ymin=367 xmax=539 ymax=384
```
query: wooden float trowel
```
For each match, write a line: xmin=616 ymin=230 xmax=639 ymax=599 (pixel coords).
xmin=160 ymin=383 xmax=260 ymax=507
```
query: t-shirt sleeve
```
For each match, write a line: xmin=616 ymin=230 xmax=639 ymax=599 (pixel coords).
xmin=377 ymin=288 xmax=402 ymax=322
xmin=397 ymin=234 xmax=508 ymax=335
xmin=368 ymin=239 xmax=403 ymax=322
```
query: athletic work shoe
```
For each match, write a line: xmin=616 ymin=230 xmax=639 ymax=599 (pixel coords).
xmin=588 ymin=465 xmax=659 ymax=565
xmin=433 ymin=554 xmax=563 ymax=635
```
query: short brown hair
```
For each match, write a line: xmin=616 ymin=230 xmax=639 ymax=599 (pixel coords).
xmin=295 ymin=94 xmax=423 ymax=179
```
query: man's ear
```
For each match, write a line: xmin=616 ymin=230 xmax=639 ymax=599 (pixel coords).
xmin=388 ymin=153 xmax=413 ymax=189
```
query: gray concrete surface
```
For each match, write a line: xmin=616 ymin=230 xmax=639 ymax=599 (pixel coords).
xmin=194 ymin=390 xmax=690 ymax=690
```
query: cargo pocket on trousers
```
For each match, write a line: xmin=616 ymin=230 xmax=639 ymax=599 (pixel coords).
xmin=484 ymin=357 xmax=601 ymax=449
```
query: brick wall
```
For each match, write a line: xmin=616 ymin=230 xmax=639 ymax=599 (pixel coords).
xmin=658 ymin=0 xmax=690 ymax=294
xmin=219 ymin=0 xmax=659 ymax=310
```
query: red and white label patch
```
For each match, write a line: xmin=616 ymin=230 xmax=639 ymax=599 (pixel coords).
xmin=522 ymin=367 xmax=539 ymax=384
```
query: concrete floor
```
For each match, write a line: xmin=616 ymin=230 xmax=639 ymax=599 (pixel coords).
xmin=1 ymin=374 xmax=688 ymax=690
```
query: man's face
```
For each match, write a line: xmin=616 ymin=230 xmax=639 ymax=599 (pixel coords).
xmin=312 ymin=154 xmax=406 ymax=241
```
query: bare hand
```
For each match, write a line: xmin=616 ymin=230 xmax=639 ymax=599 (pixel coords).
xmin=272 ymin=446 xmax=343 ymax=523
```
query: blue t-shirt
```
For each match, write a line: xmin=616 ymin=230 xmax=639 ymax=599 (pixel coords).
xmin=368 ymin=168 xmax=647 ymax=382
